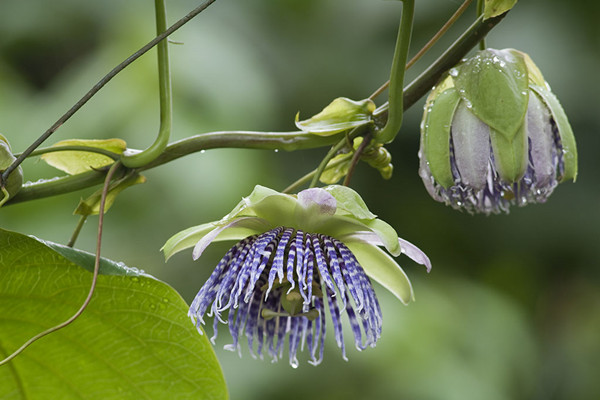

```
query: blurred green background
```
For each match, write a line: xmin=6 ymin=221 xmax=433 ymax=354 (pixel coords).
xmin=1 ymin=0 xmax=599 ymax=399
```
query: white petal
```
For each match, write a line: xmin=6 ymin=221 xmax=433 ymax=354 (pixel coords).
xmin=342 ymin=231 xmax=431 ymax=272
xmin=526 ymin=91 xmax=555 ymax=185
xmin=298 ymin=188 xmax=337 ymax=215
xmin=452 ymin=101 xmax=491 ymax=189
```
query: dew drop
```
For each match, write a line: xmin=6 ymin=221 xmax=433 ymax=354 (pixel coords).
xmin=200 ymin=150 xmax=206 ymax=154
xmin=449 ymin=68 xmax=459 ymax=77
xmin=290 ymin=359 xmax=299 ymax=369
xmin=274 ymin=149 xmax=279 ymax=153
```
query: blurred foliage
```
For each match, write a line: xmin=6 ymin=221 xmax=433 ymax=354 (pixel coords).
xmin=1 ymin=0 xmax=599 ymax=399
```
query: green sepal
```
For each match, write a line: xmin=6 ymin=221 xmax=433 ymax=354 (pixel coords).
xmin=483 ymin=0 xmax=518 ymax=20
xmin=74 ymin=174 xmax=146 ymax=216
xmin=361 ymin=218 xmax=402 ymax=256
xmin=345 ymin=241 xmax=413 ymax=304
xmin=41 ymin=138 xmax=126 ymax=175
xmin=422 ymin=88 xmax=461 ymax=188
xmin=530 ymin=85 xmax=578 ymax=181
xmin=455 ymin=49 xmax=529 ymax=142
xmin=489 ymin=122 xmax=528 ymax=182
xmin=162 ymin=218 xmax=270 ymax=261
xmin=325 ymin=184 xmax=377 ymax=220
xmin=517 ymin=50 xmax=546 ymax=87
xmin=295 ymin=97 xmax=375 ymax=136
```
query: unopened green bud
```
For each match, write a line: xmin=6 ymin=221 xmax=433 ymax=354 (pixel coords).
xmin=419 ymin=48 xmax=577 ymax=214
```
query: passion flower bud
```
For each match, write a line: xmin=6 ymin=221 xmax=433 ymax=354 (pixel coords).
xmin=419 ymin=48 xmax=577 ymax=214
xmin=0 ymin=134 xmax=23 ymax=204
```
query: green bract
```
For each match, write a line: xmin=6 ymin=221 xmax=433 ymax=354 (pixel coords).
xmin=0 ymin=134 xmax=23 ymax=204
xmin=163 ymin=185 xmax=430 ymax=304
xmin=41 ymin=138 xmax=126 ymax=175
xmin=419 ymin=48 xmax=578 ymax=214
xmin=295 ymin=97 xmax=375 ymax=136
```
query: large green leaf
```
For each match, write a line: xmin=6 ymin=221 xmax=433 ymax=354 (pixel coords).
xmin=0 ymin=228 xmax=228 ymax=400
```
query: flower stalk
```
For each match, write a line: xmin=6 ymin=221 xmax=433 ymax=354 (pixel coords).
xmin=377 ymin=0 xmax=415 ymax=144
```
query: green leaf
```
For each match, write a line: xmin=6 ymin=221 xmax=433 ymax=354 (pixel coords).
xmin=74 ymin=174 xmax=146 ymax=216
xmin=530 ymin=85 xmax=578 ymax=182
xmin=422 ymin=88 xmax=461 ymax=188
xmin=325 ymin=185 xmax=377 ymax=220
xmin=295 ymin=97 xmax=375 ymax=136
xmin=41 ymin=139 xmax=126 ymax=175
xmin=0 ymin=228 xmax=228 ymax=400
xmin=345 ymin=241 xmax=413 ymax=304
xmin=489 ymin=122 xmax=528 ymax=182
xmin=455 ymin=49 xmax=529 ymax=141
xmin=483 ymin=0 xmax=518 ymax=20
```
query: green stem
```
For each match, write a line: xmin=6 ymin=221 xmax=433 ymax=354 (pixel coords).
xmin=377 ymin=0 xmax=414 ymax=144
xmin=67 ymin=215 xmax=88 ymax=247
xmin=282 ymin=154 xmax=352 ymax=194
xmin=369 ymin=0 xmax=473 ymax=101
xmin=19 ymin=146 xmax=120 ymax=160
xmin=309 ymin=140 xmax=349 ymax=189
xmin=0 ymin=187 xmax=9 ymax=208
xmin=121 ymin=0 xmax=172 ymax=168
xmin=0 ymin=0 xmax=216 ymax=187
xmin=309 ymin=126 xmax=366 ymax=188
xmin=4 ymin=131 xmax=338 ymax=205
xmin=477 ymin=0 xmax=486 ymax=50
xmin=342 ymin=132 xmax=372 ymax=186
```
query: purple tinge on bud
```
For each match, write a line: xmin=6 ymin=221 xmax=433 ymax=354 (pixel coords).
xmin=419 ymin=91 xmax=565 ymax=214
xmin=188 ymin=227 xmax=382 ymax=367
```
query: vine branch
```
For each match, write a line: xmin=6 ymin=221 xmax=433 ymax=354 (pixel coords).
xmin=120 ymin=0 xmax=172 ymax=168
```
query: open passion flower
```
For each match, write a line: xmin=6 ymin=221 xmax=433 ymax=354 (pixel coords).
xmin=163 ymin=185 xmax=430 ymax=366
